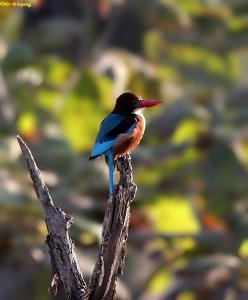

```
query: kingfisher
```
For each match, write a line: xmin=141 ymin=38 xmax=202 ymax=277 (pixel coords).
xmin=89 ymin=92 xmax=162 ymax=194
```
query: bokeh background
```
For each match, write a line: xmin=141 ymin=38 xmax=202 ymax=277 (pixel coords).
xmin=1 ymin=0 xmax=248 ymax=299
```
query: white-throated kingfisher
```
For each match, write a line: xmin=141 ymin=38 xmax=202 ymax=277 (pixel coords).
xmin=89 ymin=92 xmax=162 ymax=194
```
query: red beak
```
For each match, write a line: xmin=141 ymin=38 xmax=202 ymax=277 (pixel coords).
xmin=136 ymin=99 xmax=162 ymax=108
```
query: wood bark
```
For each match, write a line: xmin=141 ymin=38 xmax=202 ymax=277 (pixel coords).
xmin=86 ymin=156 xmax=136 ymax=300
xmin=17 ymin=135 xmax=136 ymax=300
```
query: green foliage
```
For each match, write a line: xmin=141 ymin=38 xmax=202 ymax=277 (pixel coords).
xmin=59 ymin=71 xmax=112 ymax=151
xmin=144 ymin=195 xmax=200 ymax=233
xmin=2 ymin=42 xmax=35 ymax=72
xmin=1 ymin=0 xmax=248 ymax=299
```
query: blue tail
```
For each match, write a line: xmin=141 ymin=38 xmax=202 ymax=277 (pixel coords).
xmin=105 ymin=150 xmax=114 ymax=194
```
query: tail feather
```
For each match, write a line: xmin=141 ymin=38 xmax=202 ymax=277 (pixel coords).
xmin=89 ymin=155 xmax=100 ymax=161
xmin=105 ymin=150 xmax=114 ymax=194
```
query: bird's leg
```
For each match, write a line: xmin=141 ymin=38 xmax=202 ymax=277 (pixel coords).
xmin=106 ymin=150 xmax=115 ymax=195
xmin=117 ymin=152 xmax=130 ymax=172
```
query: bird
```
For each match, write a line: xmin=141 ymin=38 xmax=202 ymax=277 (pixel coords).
xmin=89 ymin=92 xmax=162 ymax=194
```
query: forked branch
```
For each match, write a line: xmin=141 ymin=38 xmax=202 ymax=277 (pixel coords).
xmin=17 ymin=135 xmax=136 ymax=300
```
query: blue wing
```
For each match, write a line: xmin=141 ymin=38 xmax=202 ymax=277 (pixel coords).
xmin=90 ymin=113 xmax=136 ymax=159
xmin=95 ymin=114 xmax=126 ymax=143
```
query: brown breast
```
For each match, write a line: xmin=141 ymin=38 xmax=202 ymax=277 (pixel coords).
xmin=112 ymin=115 xmax=145 ymax=160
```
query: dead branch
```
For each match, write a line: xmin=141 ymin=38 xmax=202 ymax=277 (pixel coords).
xmin=86 ymin=156 xmax=137 ymax=300
xmin=17 ymin=135 xmax=137 ymax=300
xmin=17 ymin=135 xmax=86 ymax=299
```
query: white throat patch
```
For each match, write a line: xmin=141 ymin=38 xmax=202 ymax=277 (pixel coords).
xmin=134 ymin=108 xmax=146 ymax=127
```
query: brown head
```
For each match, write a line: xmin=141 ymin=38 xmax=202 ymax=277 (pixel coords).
xmin=112 ymin=92 xmax=162 ymax=115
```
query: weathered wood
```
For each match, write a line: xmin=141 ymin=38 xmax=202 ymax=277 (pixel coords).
xmin=17 ymin=135 xmax=136 ymax=300
xmin=17 ymin=136 xmax=86 ymax=300
xmin=86 ymin=155 xmax=137 ymax=300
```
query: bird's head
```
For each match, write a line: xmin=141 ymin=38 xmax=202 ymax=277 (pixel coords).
xmin=112 ymin=92 xmax=162 ymax=115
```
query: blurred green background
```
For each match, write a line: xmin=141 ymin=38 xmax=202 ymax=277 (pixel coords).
xmin=0 ymin=0 xmax=248 ymax=299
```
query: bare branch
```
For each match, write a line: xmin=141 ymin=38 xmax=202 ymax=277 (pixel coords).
xmin=17 ymin=135 xmax=137 ymax=300
xmin=86 ymin=156 xmax=137 ymax=300
xmin=17 ymin=135 xmax=86 ymax=300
